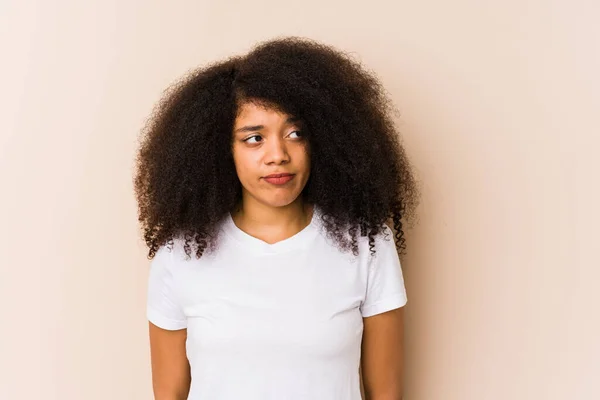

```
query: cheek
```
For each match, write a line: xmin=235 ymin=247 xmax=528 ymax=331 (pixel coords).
xmin=232 ymin=148 xmax=256 ymax=179
xmin=296 ymin=146 xmax=311 ymax=170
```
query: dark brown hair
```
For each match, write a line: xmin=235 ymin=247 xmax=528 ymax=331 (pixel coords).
xmin=134 ymin=36 xmax=420 ymax=260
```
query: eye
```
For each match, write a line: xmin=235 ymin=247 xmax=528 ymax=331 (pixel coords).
xmin=288 ymin=130 xmax=303 ymax=139
xmin=243 ymin=135 xmax=262 ymax=144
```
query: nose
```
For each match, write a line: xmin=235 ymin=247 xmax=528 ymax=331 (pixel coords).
xmin=264 ymin=136 xmax=290 ymax=165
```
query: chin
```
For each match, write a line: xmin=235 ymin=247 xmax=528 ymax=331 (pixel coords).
xmin=263 ymin=197 xmax=300 ymax=208
xmin=256 ymin=190 xmax=304 ymax=208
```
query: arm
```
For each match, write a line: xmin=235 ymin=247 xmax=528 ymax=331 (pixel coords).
xmin=360 ymin=307 xmax=405 ymax=400
xmin=148 ymin=322 xmax=191 ymax=400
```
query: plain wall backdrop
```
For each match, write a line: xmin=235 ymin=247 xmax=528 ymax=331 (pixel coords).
xmin=1 ymin=0 xmax=598 ymax=399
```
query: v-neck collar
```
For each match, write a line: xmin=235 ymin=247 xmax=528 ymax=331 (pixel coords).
xmin=223 ymin=204 xmax=321 ymax=254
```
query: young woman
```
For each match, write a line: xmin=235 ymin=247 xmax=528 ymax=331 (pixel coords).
xmin=134 ymin=36 xmax=419 ymax=400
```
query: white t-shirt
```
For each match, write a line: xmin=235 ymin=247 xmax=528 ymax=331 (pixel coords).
xmin=146 ymin=204 xmax=407 ymax=400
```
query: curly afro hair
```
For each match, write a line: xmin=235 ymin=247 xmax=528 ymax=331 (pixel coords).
xmin=134 ymin=36 xmax=420 ymax=260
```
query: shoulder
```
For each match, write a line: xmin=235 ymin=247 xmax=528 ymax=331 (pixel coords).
xmin=353 ymin=223 xmax=399 ymax=273
xmin=149 ymin=237 xmax=191 ymax=273
xmin=160 ymin=233 xmax=226 ymax=266
xmin=354 ymin=223 xmax=395 ymax=254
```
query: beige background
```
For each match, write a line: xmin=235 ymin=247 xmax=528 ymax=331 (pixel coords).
xmin=1 ymin=0 xmax=598 ymax=399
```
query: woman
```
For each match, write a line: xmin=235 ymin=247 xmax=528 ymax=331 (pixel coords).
xmin=134 ymin=36 xmax=419 ymax=400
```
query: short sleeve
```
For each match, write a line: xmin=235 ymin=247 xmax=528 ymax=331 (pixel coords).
xmin=146 ymin=244 xmax=187 ymax=330
xmin=360 ymin=224 xmax=408 ymax=317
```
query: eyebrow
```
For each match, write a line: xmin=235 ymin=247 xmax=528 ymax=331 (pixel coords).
xmin=233 ymin=117 xmax=302 ymax=134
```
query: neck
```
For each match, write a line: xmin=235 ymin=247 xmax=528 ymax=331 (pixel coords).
xmin=231 ymin=198 xmax=314 ymax=240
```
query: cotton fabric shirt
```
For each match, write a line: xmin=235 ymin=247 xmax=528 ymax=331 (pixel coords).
xmin=146 ymin=205 xmax=408 ymax=400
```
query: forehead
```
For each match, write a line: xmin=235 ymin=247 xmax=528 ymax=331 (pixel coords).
xmin=234 ymin=101 xmax=295 ymax=124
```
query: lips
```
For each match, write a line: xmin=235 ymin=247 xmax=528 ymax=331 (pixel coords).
xmin=264 ymin=173 xmax=294 ymax=178
xmin=263 ymin=173 xmax=295 ymax=185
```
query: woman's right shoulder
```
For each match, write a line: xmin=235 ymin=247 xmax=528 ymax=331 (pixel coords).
xmin=150 ymin=237 xmax=186 ymax=269
xmin=156 ymin=234 xmax=222 ymax=266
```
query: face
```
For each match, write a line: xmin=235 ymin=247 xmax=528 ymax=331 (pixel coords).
xmin=231 ymin=101 xmax=311 ymax=209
